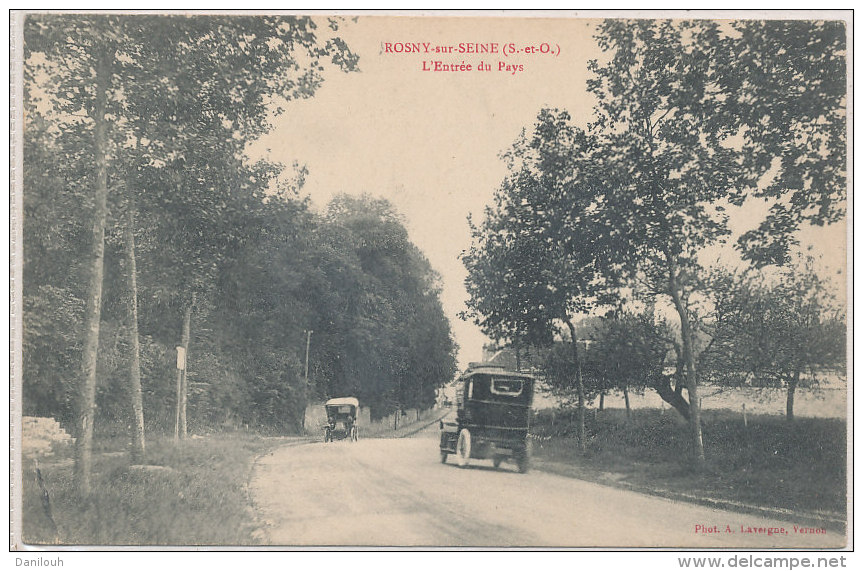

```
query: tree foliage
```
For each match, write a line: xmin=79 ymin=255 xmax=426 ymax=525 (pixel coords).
xmin=703 ymin=263 xmax=846 ymax=420
xmin=462 ymin=109 xmax=614 ymax=450
xmin=722 ymin=21 xmax=847 ymax=265
xmin=463 ymin=18 xmax=846 ymax=466
xmin=22 ymin=14 xmax=455 ymax=451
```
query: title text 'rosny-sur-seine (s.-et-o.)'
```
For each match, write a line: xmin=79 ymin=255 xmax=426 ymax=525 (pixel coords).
xmin=380 ymin=41 xmax=561 ymax=76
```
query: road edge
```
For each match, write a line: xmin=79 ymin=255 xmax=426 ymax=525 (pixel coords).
xmin=532 ymin=458 xmax=847 ymax=536
xmin=245 ymin=437 xmax=314 ymax=544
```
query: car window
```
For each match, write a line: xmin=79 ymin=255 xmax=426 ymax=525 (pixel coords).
xmin=490 ymin=377 xmax=523 ymax=396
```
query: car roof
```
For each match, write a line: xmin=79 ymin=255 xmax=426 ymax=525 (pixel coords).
xmin=325 ymin=397 xmax=360 ymax=407
xmin=463 ymin=364 xmax=534 ymax=379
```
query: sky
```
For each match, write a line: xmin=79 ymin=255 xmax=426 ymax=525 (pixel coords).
xmin=247 ymin=14 xmax=848 ymax=371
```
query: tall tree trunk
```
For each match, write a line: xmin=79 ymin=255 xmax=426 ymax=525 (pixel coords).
xmin=74 ymin=49 xmax=112 ymax=496
xmin=623 ymin=386 xmax=632 ymax=422
xmin=786 ymin=371 xmax=800 ymax=421
xmin=174 ymin=301 xmax=192 ymax=441
xmin=124 ymin=206 xmax=146 ymax=462
xmin=668 ymin=262 xmax=705 ymax=468
xmin=598 ymin=391 xmax=605 ymax=412
xmin=565 ymin=319 xmax=587 ymax=453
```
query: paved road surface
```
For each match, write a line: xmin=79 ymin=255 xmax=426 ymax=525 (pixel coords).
xmin=250 ymin=420 xmax=846 ymax=548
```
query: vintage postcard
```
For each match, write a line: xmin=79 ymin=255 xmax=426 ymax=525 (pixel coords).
xmin=9 ymin=10 xmax=851 ymax=554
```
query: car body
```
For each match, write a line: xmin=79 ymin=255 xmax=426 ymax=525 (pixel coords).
xmin=323 ymin=397 xmax=359 ymax=442
xmin=439 ymin=363 xmax=534 ymax=472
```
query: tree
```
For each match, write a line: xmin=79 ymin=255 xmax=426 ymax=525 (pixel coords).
xmin=115 ymin=16 xmax=358 ymax=440
xmin=24 ymin=13 xmax=359 ymax=490
xmin=122 ymin=205 xmax=146 ymax=460
xmin=24 ymin=18 xmax=118 ymax=494
xmin=584 ymin=20 xmax=745 ymax=465
xmin=21 ymin=107 xmax=90 ymax=428
xmin=323 ymin=195 xmax=457 ymax=419
xmin=582 ymin=18 xmax=846 ymax=466
xmin=463 ymin=109 xmax=613 ymax=452
xmin=464 ymin=18 xmax=846 ymax=468
xmin=203 ymin=192 xmax=456 ymax=430
xmin=585 ymin=309 xmax=669 ymax=421
xmin=705 ymin=263 xmax=846 ymax=421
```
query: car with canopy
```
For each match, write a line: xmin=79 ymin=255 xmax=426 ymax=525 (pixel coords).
xmin=323 ymin=397 xmax=359 ymax=442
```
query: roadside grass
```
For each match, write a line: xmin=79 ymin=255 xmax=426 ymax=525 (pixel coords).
xmin=21 ymin=432 xmax=285 ymax=546
xmin=530 ymin=408 xmax=846 ymax=519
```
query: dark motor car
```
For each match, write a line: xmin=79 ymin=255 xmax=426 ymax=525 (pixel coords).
xmin=439 ymin=363 xmax=534 ymax=472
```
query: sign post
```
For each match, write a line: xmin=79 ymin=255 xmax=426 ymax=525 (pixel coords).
xmin=176 ymin=346 xmax=186 ymax=371
xmin=174 ymin=346 xmax=186 ymax=441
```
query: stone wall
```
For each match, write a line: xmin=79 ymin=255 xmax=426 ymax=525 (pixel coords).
xmin=21 ymin=417 xmax=72 ymax=459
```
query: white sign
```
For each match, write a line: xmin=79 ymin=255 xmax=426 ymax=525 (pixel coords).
xmin=176 ymin=346 xmax=186 ymax=370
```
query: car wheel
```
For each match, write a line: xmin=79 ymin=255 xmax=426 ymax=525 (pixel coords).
xmin=516 ymin=450 xmax=530 ymax=473
xmin=493 ymin=456 xmax=503 ymax=469
xmin=456 ymin=428 xmax=471 ymax=468
xmin=440 ymin=451 xmax=448 ymax=464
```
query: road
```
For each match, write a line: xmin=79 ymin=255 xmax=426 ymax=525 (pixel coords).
xmin=249 ymin=419 xmax=846 ymax=548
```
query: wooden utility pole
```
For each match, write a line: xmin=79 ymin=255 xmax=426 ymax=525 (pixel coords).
xmin=302 ymin=330 xmax=312 ymax=432
xmin=304 ymin=330 xmax=313 ymax=383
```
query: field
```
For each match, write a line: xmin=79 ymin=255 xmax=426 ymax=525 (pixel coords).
xmin=532 ymin=383 xmax=847 ymax=419
xmin=530 ymin=407 xmax=847 ymax=528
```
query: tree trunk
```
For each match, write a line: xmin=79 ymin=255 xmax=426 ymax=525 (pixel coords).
xmin=565 ymin=319 xmax=587 ymax=453
xmin=598 ymin=391 xmax=605 ymax=412
xmin=654 ymin=376 xmax=691 ymax=420
xmin=174 ymin=301 xmax=192 ymax=441
xmin=623 ymin=386 xmax=632 ymax=422
xmin=124 ymin=206 xmax=146 ymax=462
xmin=786 ymin=371 xmax=800 ymax=421
xmin=74 ymin=49 xmax=112 ymax=496
xmin=669 ymin=263 xmax=705 ymax=468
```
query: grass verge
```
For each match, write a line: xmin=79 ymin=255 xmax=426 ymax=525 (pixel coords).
xmin=21 ymin=433 xmax=289 ymax=546
xmin=530 ymin=408 xmax=846 ymax=527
